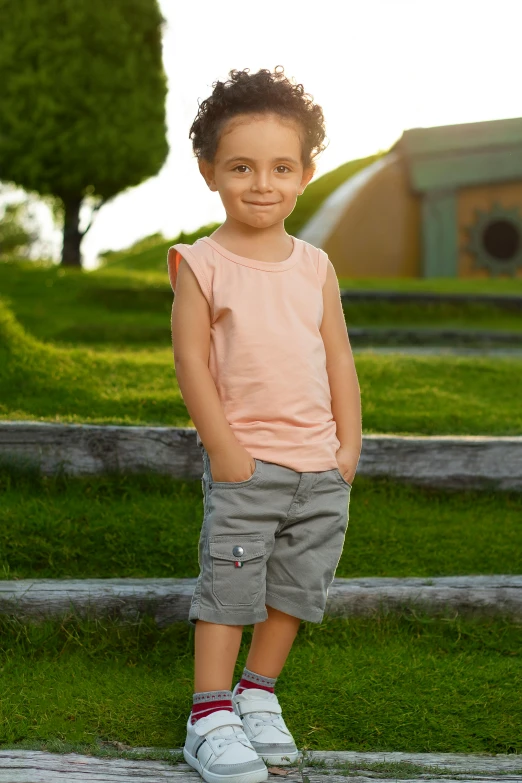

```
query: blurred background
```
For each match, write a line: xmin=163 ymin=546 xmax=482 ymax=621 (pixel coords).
xmin=3 ymin=0 xmax=522 ymax=274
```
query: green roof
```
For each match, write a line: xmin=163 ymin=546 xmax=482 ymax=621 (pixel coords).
xmin=395 ymin=115 xmax=522 ymax=156
xmin=391 ymin=116 xmax=522 ymax=193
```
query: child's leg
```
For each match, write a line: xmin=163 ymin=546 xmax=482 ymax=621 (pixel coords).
xmin=194 ymin=619 xmax=243 ymax=692
xmin=189 ymin=620 xmax=243 ymax=724
xmin=193 ymin=607 xmax=299 ymax=691
xmin=186 ymin=619 xmax=270 ymax=783
xmin=231 ymin=607 xmax=301 ymax=766
xmin=245 ymin=606 xmax=300 ymax=677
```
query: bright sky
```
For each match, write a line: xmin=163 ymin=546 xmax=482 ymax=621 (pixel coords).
xmin=30 ymin=0 xmax=522 ymax=267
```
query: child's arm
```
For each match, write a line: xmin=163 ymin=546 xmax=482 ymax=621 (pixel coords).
xmin=320 ymin=260 xmax=362 ymax=484
xmin=170 ymin=256 xmax=256 ymax=481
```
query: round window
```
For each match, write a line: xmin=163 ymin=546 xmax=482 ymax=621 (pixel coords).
xmin=482 ymin=220 xmax=520 ymax=261
xmin=464 ymin=204 xmax=522 ymax=276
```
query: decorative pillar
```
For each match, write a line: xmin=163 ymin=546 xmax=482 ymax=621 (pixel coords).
xmin=421 ymin=189 xmax=458 ymax=277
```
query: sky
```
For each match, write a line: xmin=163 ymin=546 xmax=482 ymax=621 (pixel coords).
xmin=14 ymin=0 xmax=522 ymax=268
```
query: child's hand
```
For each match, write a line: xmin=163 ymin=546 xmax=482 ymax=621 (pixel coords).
xmin=208 ymin=445 xmax=256 ymax=483
xmin=335 ymin=446 xmax=359 ymax=485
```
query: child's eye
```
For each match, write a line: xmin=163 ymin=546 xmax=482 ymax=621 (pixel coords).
xmin=276 ymin=165 xmax=290 ymax=173
xmin=234 ymin=165 xmax=250 ymax=173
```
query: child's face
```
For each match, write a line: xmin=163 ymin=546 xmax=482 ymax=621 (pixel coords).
xmin=199 ymin=113 xmax=315 ymax=229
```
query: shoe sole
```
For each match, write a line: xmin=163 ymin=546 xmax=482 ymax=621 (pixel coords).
xmin=183 ymin=746 xmax=269 ymax=783
xmin=231 ymin=699 xmax=299 ymax=767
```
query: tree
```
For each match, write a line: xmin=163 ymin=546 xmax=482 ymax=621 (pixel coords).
xmin=0 ymin=202 xmax=36 ymax=259
xmin=0 ymin=0 xmax=169 ymax=267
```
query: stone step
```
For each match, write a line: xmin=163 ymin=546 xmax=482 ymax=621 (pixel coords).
xmin=345 ymin=327 xmax=522 ymax=346
xmin=339 ymin=289 xmax=522 ymax=309
xmin=0 ymin=749 xmax=520 ymax=783
xmin=1 ymin=576 xmax=520 ymax=625
xmin=1 ymin=422 xmax=522 ymax=491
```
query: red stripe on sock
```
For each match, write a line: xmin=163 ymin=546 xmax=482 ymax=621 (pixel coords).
xmin=236 ymin=677 xmax=275 ymax=695
xmin=190 ymin=699 xmax=234 ymax=724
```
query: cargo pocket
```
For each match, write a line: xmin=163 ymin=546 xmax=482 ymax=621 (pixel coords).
xmin=209 ymin=534 xmax=266 ymax=606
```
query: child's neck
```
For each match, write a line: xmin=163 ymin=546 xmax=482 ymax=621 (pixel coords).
xmin=210 ymin=219 xmax=293 ymax=264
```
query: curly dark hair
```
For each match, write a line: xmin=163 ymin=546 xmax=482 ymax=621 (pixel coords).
xmin=189 ymin=66 xmax=327 ymax=169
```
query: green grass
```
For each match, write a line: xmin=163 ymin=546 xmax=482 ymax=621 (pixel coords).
xmin=0 ymin=612 xmax=520 ymax=753
xmin=2 ymin=299 xmax=522 ymax=433
xmin=344 ymin=300 xmax=522 ymax=332
xmin=2 ymin=251 xmax=522 ymax=352
xmin=0 ymin=260 xmax=175 ymax=347
xmin=0 ymin=299 xmax=184 ymax=426
xmin=97 ymin=221 xmax=221 ymax=273
xmin=4 ymin=303 xmax=522 ymax=435
xmin=1 ymin=469 xmax=520 ymax=580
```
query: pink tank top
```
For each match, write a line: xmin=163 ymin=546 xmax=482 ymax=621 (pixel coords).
xmin=167 ymin=235 xmax=340 ymax=472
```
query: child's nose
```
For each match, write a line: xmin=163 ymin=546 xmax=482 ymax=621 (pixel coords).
xmin=252 ymin=172 xmax=273 ymax=192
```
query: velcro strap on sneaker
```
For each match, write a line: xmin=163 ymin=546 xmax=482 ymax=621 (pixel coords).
xmin=236 ymin=699 xmax=282 ymax=716
xmin=194 ymin=710 xmax=243 ymax=736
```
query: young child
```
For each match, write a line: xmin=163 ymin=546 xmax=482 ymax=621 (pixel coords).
xmin=168 ymin=66 xmax=362 ymax=783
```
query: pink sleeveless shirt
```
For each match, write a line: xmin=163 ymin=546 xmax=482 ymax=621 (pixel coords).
xmin=167 ymin=235 xmax=340 ymax=472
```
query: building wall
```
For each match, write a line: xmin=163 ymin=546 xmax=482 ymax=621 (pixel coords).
xmin=323 ymin=156 xmax=421 ymax=278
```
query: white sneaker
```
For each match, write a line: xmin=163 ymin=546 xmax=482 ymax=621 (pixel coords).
xmin=183 ymin=709 xmax=268 ymax=783
xmin=231 ymin=685 xmax=299 ymax=765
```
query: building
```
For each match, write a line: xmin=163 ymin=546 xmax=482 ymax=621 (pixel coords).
xmin=298 ymin=116 xmax=522 ymax=278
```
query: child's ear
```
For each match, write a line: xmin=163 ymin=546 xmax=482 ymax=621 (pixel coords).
xmin=198 ymin=158 xmax=218 ymax=192
xmin=298 ymin=164 xmax=316 ymax=195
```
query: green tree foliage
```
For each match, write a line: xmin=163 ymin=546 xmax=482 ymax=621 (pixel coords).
xmin=0 ymin=0 xmax=169 ymax=267
xmin=0 ymin=202 xmax=35 ymax=259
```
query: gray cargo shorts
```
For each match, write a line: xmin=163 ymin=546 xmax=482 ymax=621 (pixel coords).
xmin=188 ymin=444 xmax=351 ymax=626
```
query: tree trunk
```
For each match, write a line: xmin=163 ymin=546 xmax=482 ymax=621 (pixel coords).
xmin=61 ymin=196 xmax=83 ymax=267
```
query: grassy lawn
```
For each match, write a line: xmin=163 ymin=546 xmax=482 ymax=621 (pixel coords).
xmin=0 ymin=612 xmax=520 ymax=753
xmin=1 ymin=259 xmax=522 ymax=352
xmin=0 ymin=260 xmax=174 ymax=347
xmin=1 ymin=468 xmax=520 ymax=581
xmin=1 ymin=468 xmax=520 ymax=755
xmin=344 ymin=300 xmax=522 ymax=332
xmin=2 ymin=300 xmax=522 ymax=434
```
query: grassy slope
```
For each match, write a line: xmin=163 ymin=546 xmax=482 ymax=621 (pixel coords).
xmin=2 ymin=299 xmax=522 ymax=433
xmin=0 ymin=612 xmax=519 ymax=753
xmin=0 ymin=260 xmax=174 ymax=346
xmin=1 ymin=469 xmax=520 ymax=581
xmin=0 ymin=299 xmax=185 ymax=426
xmin=97 ymin=221 xmax=221 ymax=273
xmin=2 ymin=262 xmax=522 ymax=356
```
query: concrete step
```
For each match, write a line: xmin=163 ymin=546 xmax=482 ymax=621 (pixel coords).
xmin=1 ymin=576 xmax=520 ymax=625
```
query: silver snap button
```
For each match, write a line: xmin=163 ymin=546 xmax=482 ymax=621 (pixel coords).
xmin=232 ymin=545 xmax=244 ymax=557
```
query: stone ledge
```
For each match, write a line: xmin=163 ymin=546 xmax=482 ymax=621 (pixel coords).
xmin=1 ymin=422 xmax=522 ymax=490
xmin=1 ymin=576 xmax=520 ymax=625
xmin=339 ymin=289 xmax=522 ymax=309
xmin=0 ymin=748 xmax=520 ymax=783
xmin=346 ymin=327 xmax=522 ymax=346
